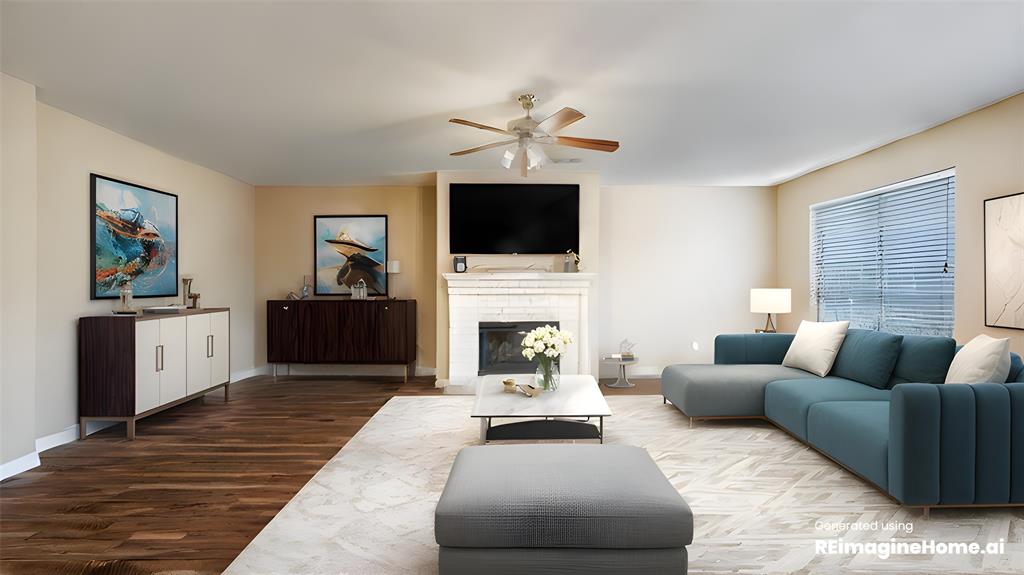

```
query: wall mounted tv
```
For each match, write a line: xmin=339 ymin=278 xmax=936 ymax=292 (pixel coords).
xmin=449 ymin=183 xmax=580 ymax=254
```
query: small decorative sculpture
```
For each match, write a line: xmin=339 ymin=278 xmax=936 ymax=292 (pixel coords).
xmin=351 ymin=278 xmax=369 ymax=300
xmin=188 ymin=292 xmax=201 ymax=309
xmin=301 ymin=275 xmax=313 ymax=299
xmin=181 ymin=277 xmax=194 ymax=307
xmin=115 ymin=280 xmax=135 ymax=314
xmin=565 ymin=250 xmax=582 ymax=272
xmin=619 ymin=338 xmax=637 ymax=359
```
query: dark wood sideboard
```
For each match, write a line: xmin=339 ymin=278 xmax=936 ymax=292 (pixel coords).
xmin=267 ymin=299 xmax=417 ymax=380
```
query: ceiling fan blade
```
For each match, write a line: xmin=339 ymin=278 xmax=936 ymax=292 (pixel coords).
xmin=449 ymin=118 xmax=513 ymax=136
xmin=537 ymin=107 xmax=585 ymax=134
xmin=450 ymin=139 xmax=517 ymax=156
xmin=553 ymin=136 xmax=620 ymax=152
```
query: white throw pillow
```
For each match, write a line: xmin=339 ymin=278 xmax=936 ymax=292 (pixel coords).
xmin=782 ymin=320 xmax=850 ymax=377
xmin=945 ymin=334 xmax=1011 ymax=384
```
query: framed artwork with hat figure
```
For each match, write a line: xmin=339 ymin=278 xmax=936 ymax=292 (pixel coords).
xmin=314 ymin=215 xmax=388 ymax=296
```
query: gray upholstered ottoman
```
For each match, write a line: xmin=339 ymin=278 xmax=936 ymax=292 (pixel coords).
xmin=435 ymin=444 xmax=692 ymax=574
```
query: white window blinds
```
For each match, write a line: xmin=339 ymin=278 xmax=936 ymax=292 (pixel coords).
xmin=810 ymin=169 xmax=955 ymax=336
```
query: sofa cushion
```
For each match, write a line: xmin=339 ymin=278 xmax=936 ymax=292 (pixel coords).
xmin=661 ymin=364 xmax=819 ymax=417
xmin=889 ymin=335 xmax=956 ymax=385
xmin=764 ymin=377 xmax=891 ymax=440
xmin=714 ymin=333 xmax=795 ymax=365
xmin=782 ymin=320 xmax=850 ymax=377
xmin=435 ymin=445 xmax=693 ymax=549
xmin=807 ymin=401 xmax=890 ymax=489
xmin=1007 ymin=352 xmax=1024 ymax=383
xmin=946 ymin=334 xmax=1011 ymax=384
xmin=830 ymin=329 xmax=903 ymax=389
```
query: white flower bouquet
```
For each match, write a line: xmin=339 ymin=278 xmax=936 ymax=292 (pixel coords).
xmin=521 ymin=325 xmax=573 ymax=391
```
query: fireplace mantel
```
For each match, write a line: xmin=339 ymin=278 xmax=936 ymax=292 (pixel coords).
xmin=443 ymin=272 xmax=597 ymax=384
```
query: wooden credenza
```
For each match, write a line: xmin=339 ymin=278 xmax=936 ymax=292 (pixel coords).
xmin=267 ymin=299 xmax=416 ymax=379
xmin=78 ymin=308 xmax=230 ymax=439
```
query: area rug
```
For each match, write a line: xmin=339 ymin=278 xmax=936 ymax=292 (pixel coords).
xmin=225 ymin=395 xmax=1023 ymax=574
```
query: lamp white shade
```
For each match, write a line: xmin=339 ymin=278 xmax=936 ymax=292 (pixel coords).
xmin=386 ymin=260 xmax=401 ymax=274
xmin=750 ymin=288 xmax=791 ymax=314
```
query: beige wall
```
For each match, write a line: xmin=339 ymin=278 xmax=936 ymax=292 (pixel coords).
xmin=254 ymin=186 xmax=437 ymax=372
xmin=777 ymin=93 xmax=1024 ymax=354
xmin=33 ymin=103 xmax=257 ymax=439
xmin=599 ymin=185 xmax=777 ymax=376
xmin=434 ymin=171 xmax=602 ymax=380
xmin=1 ymin=74 xmax=39 ymax=467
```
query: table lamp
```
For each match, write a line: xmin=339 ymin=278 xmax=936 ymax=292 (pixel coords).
xmin=750 ymin=288 xmax=791 ymax=333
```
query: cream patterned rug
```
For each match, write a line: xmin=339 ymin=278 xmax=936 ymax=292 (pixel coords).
xmin=225 ymin=395 xmax=1023 ymax=574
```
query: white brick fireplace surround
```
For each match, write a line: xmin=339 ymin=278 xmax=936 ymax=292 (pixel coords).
xmin=443 ymin=273 xmax=598 ymax=384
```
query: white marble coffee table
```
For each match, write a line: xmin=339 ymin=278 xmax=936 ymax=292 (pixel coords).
xmin=471 ymin=374 xmax=612 ymax=443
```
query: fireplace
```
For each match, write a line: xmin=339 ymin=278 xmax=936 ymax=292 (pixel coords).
xmin=478 ymin=321 xmax=559 ymax=375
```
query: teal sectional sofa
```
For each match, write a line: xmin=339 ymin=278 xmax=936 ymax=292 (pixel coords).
xmin=661 ymin=330 xmax=1024 ymax=513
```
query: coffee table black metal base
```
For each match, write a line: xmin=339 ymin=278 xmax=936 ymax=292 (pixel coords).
xmin=480 ymin=417 xmax=604 ymax=443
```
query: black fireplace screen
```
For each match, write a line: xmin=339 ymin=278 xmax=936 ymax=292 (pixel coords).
xmin=478 ymin=321 xmax=559 ymax=375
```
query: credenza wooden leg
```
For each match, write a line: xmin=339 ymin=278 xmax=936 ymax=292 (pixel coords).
xmin=79 ymin=418 xmax=87 ymax=440
xmin=406 ymin=362 xmax=415 ymax=382
xmin=224 ymin=382 xmax=230 ymax=402
xmin=127 ymin=419 xmax=136 ymax=440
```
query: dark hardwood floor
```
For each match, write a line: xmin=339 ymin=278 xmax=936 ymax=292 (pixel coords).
xmin=0 ymin=375 xmax=658 ymax=575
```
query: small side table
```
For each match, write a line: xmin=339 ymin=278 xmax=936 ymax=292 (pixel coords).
xmin=602 ymin=356 xmax=638 ymax=388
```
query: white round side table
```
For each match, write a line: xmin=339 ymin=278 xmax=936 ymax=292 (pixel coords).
xmin=602 ymin=356 xmax=638 ymax=388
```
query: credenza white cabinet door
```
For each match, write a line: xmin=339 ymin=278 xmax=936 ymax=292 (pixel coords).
xmin=158 ymin=316 xmax=187 ymax=404
xmin=210 ymin=311 xmax=230 ymax=385
xmin=186 ymin=314 xmax=212 ymax=395
xmin=134 ymin=321 xmax=161 ymax=414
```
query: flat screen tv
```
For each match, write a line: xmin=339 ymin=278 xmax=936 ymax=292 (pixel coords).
xmin=449 ymin=183 xmax=580 ymax=254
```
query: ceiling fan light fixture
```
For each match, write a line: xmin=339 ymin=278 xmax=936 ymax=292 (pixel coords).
xmin=526 ymin=143 xmax=548 ymax=170
xmin=500 ymin=148 xmax=516 ymax=170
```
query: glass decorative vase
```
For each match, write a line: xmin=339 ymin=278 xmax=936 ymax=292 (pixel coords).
xmin=534 ymin=358 xmax=560 ymax=391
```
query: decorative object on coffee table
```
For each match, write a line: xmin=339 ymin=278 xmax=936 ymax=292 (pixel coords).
xmin=521 ymin=324 xmax=572 ymax=391
xmin=750 ymin=288 xmax=791 ymax=333
xmin=984 ymin=192 xmax=1023 ymax=330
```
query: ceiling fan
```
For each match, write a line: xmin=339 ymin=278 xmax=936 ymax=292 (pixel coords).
xmin=449 ymin=94 xmax=619 ymax=177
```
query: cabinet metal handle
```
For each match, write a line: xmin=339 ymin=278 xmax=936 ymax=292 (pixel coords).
xmin=207 ymin=334 xmax=213 ymax=358
xmin=155 ymin=345 xmax=161 ymax=373
xmin=283 ymin=306 xmax=289 ymax=311
xmin=159 ymin=345 xmax=165 ymax=372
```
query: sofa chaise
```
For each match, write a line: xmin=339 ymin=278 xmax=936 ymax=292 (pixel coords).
xmin=661 ymin=330 xmax=1024 ymax=514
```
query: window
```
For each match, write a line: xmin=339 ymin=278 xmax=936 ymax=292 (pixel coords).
xmin=810 ymin=169 xmax=955 ymax=336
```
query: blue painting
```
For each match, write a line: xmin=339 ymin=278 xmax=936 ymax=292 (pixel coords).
xmin=91 ymin=174 xmax=178 ymax=299
xmin=315 ymin=215 xmax=387 ymax=296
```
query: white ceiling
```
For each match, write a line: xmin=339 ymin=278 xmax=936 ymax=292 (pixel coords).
xmin=3 ymin=1 xmax=1022 ymax=186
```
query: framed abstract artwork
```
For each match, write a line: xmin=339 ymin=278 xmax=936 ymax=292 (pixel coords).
xmin=314 ymin=215 xmax=388 ymax=296
xmin=91 ymin=174 xmax=178 ymax=300
xmin=984 ymin=191 xmax=1024 ymax=330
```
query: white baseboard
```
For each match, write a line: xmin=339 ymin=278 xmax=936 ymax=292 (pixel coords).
xmin=598 ymin=365 xmax=663 ymax=379
xmin=232 ymin=365 xmax=270 ymax=382
xmin=0 ymin=451 xmax=40 ymax=480
xmin=35 ymin=424 xmax=78 ymax=453
xmin=268 ymin=364 xmax=436 ymax=378
xmin=2 ymin=420 xmax=121 ymax=480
